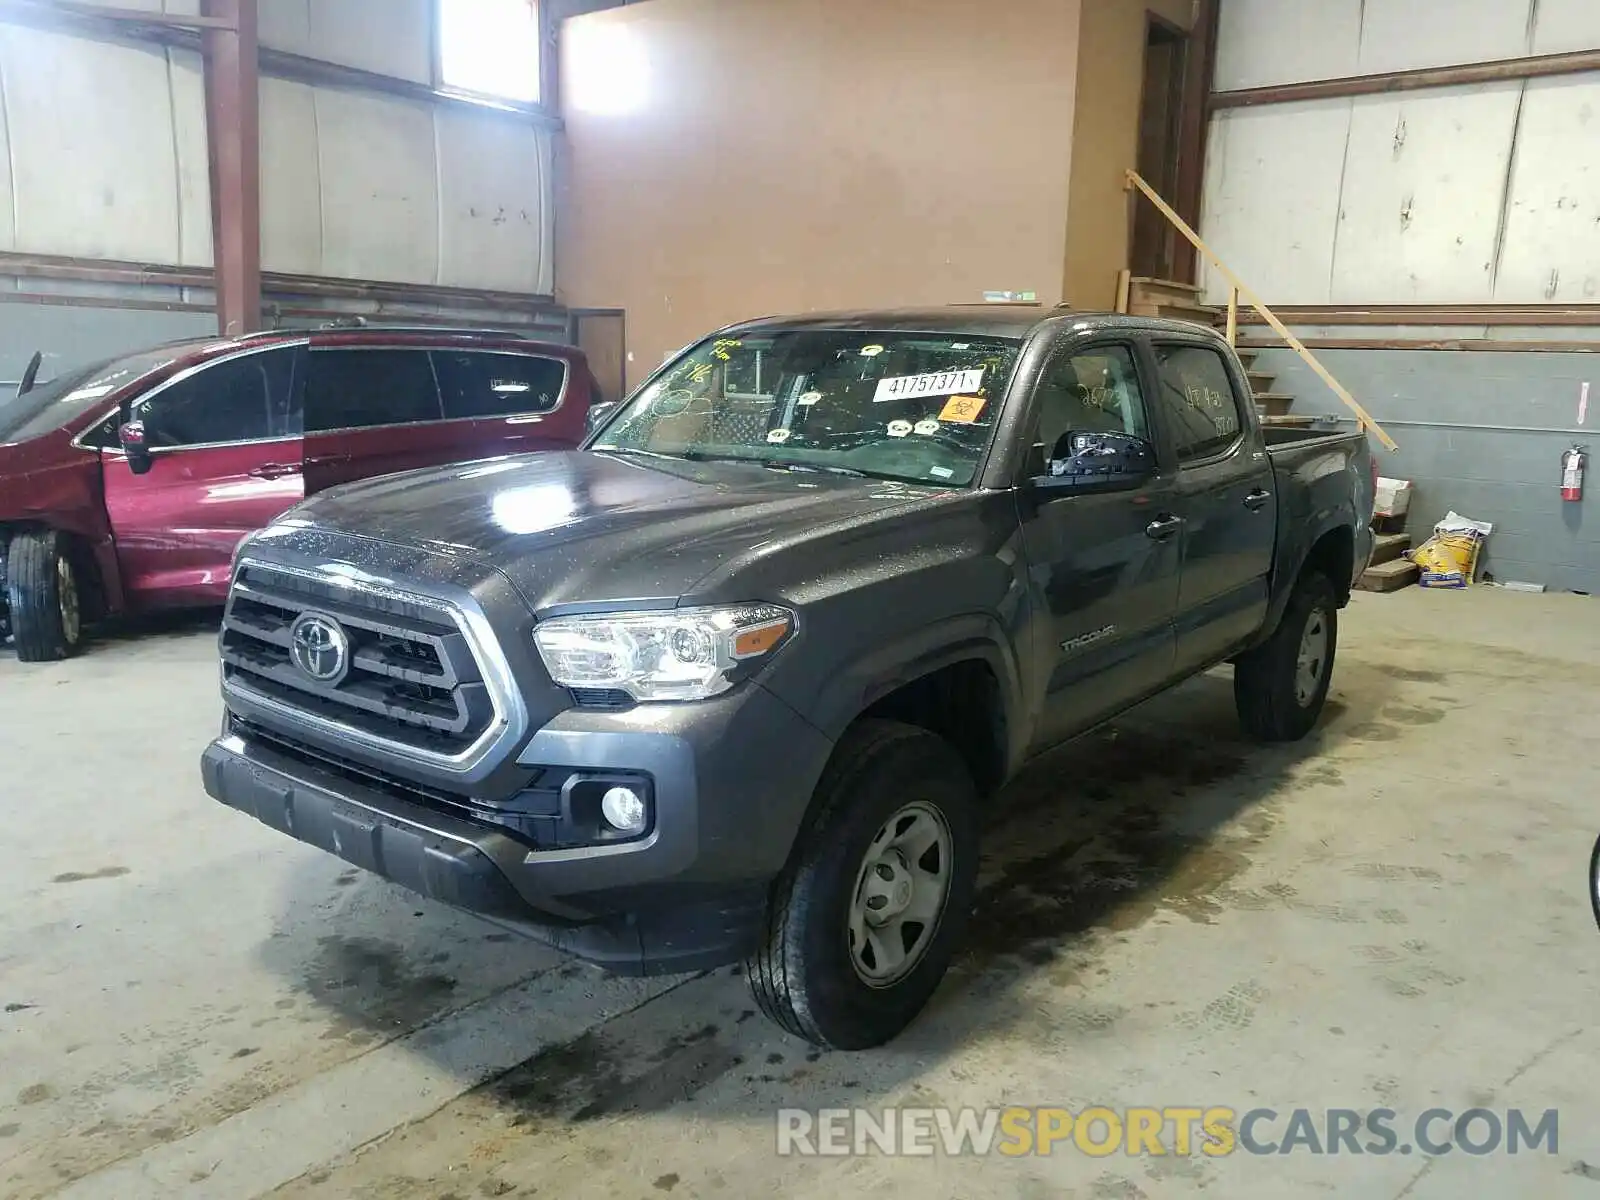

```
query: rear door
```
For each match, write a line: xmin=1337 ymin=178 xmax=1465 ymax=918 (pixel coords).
xmin=301 ymin=344 xmax=447 ymax=494
xmin=102 ymin=344 xmax=305 ymax=608
xmin=1146 ymin=339 xmax=1276 ymax=673
xmin=1016 ymin=338 xmax=1181 ymax=750
xmin=301 ymin=344 xmax=583 ymax=495
xmin=431 ymin=348 xmax=585 ymax=454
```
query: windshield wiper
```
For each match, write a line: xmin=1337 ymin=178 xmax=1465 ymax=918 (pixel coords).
xmin=602 ymin=447 xmax=920 ymax=485
xmin=16 ymin=351 xmax=42 ymax=398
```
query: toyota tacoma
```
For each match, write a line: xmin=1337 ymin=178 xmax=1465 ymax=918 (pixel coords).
xmin=202 ymin=308 xmax=1375 ymax=1049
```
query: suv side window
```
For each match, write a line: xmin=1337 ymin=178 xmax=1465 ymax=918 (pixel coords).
xmin=135 ymin=347 xmax=297 ymax=448
xmin=1026 ymin=343 xmax=1151 ymax=474
xmin=305 ymin=348 xmax=442 ymax=433
xmin=1151 ymin=344 xmax=1244 ymax=463
xmin=432 ymin=351 xmax=567 ymax=420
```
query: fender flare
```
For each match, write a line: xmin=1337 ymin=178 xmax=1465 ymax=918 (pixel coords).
xmin=801 ymin=610 xmax=1030 ymax=780
xmin=1261 ymin=510 xmax=1358 ymax=640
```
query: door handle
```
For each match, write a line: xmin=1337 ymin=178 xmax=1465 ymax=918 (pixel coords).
xmin=1244 ymin=489 xmax=1272 ymax=511
xmin=1145 ymin=514 xmax=1184 ymax=541
xmin=249 ymin=463 xmax=302 ymax=480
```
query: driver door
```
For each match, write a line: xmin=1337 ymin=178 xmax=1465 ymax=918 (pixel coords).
xmin=1016 ymin=340 xmax=1181 ymax=750
xmin=102 ymin=345 xmax=305 ymax=609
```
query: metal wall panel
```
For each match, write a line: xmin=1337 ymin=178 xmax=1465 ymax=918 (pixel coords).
xmin=169 ymin=47 xmax=214 ymax=267
xmin=258 ymin=0 xmax=313 ymax=53
xmin=1355 ymin=0 xmax=1533 ymax=77
xmin=259 ymin=0 xmax=433 ymax=84
xmin=0 ymin=27 xmax=198 ymax=264
xmin=434 ymin=108 xmax=551 ymax=293
xmin=0 ymin=55 xmax=13 ymax=254
xmin=260 ymin=76 xmax=323 ymax=275
xmin=1213 ymin=0 xmax=1361 ymax=91
xmin=1330 ymin=84 xmax=1524 ymax=303
xmin=1216 ymin=0 xmax=1600 ymax=90
xmin=1532 ymin=0 xmax=1600 ymax=54
xmin=314 ymin=88 xmax=439 ymax=284
xmin=1198 ymin=101 xmax=1352 ymax=304
xmin=1494 ymin=75 xmax=1600 ymax=304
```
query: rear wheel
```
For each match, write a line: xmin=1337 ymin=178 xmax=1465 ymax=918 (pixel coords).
xmin=1234 ymin=570 xmax=1337 ymax=742
xmin=745 ymin=720 xmax=979 ymax=1050
xmin=6 ymin=530 xmax=85 ymax=662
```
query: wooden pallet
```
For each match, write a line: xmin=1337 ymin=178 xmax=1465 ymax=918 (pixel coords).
xmin=1356 ymin=558 xmax=1420 ymax=593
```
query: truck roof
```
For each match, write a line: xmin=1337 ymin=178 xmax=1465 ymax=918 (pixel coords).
xmin=728 ymin=307 xmax=1226 ymax=341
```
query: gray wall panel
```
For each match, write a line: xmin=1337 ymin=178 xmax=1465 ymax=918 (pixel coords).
xmin=1256 ymin=346 xmax=1600 ymax=593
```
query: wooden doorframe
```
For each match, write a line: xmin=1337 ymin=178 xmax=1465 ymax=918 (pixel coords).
xmin=1129 ymin=10 xmax=1191 ymax=282
xmin=1171 ymin=0 xmax=1220 ymax=286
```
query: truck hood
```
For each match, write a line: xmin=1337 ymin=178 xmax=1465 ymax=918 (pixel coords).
xmin=284 ymin=451 xmax=940 ymax=611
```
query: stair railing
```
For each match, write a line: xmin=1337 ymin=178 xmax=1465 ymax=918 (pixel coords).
xmin=1121 ymin=168 xmax=1397 ymax=452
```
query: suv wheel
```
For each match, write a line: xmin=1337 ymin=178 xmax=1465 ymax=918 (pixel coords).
xmin=6 ymin=530 xmax=85 ymax=662
xmin=745 ymin=720 xmax=979 ymax=1050
xmin=1234 ymin=569 xmax=1337 ymax=742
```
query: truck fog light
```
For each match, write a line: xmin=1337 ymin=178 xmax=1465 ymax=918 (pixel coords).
xmin=601 ymin=786 xmax=647 ymax=834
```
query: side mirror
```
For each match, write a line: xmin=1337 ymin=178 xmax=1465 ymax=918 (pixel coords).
xmin=118 ymin=420 xmax=154 ymax=476
xmin=1029 ymin=430 xmax=1156 ymax=495
xmin=585 ymin=402 xmax=618 ymax=436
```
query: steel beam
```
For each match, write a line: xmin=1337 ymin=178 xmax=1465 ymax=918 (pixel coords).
xmin=201 ymin=0 xmax=260 ymax=335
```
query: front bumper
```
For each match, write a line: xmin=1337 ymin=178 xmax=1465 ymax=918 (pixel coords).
xmin=203 ymin=682 xmax=835 ymax=975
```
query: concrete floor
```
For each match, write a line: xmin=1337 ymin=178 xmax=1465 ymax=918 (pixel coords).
xmin=3 ymin=588 xmax=1598 ymax=1199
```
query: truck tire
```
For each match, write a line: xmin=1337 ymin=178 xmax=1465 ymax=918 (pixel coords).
xmin=1234 ymin=569 xmax=1337 ymax=742
xmin=745 ymin=719 xmax=979 ymax=1050
xmin=6 ymin=529 xmax=85 ymax=662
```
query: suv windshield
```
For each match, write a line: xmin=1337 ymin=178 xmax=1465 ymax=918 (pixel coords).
xmin=593 ymin=329 xmax=1022 ymax=486
xmin=0 ymin=348 xmax=184 ymax=446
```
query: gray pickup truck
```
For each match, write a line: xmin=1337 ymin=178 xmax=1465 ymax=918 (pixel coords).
xmin=202 ymin=308 xmax=1374 ymax=1049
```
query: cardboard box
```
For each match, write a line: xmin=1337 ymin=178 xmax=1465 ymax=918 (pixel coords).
xmin=1375 ymin=477 xmax=1412 ymax=519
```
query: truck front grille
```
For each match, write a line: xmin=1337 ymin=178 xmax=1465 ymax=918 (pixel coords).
xmin=220 ymin=563 xmax=499 ymax=760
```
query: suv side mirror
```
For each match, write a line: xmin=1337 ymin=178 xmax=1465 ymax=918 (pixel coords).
xmin=1029 ymin=430 xmax=1156 ymax=495
xmin=585 ymin=402 xmax=618 ymax=436
xmin=118 ymin=420 xmax=154 ymax=476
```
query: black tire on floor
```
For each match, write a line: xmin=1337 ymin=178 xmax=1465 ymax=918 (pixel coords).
xmin=1589 ymin=833 xmax=1600 ymax=934
xmin=745 ymin=719 xmax=980 ymax=1050
xmin=1234 ymin=569 xmax=1338 ymax=742
xmin=5 ymin=529 xmax=85 ymax=662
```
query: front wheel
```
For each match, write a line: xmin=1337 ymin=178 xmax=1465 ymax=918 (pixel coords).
xmin=1234 ymin=570 xmax=1338 ymax=742
xmin=745 ymin=720 xmax=979 ymax=1050
xmin=5 ymin=529 xmax=85 ymax=662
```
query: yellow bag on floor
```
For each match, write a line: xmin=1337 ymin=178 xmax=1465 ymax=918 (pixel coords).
xmin=1406 ymin=511 xmax=1493 ymax=587
xmin=1411 ymin=532 xmax=1480 ymax=576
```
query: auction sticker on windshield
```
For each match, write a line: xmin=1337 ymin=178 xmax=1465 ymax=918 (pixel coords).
xmin=874 ymin=369 xmax=985 ymax=403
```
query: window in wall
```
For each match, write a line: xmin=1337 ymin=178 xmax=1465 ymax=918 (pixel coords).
xmin=438 ymin=0 xmax=542 ymax=104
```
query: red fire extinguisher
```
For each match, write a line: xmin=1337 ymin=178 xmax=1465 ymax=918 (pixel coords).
xmin=1562 ymin=445 xmax=1587 ymax=502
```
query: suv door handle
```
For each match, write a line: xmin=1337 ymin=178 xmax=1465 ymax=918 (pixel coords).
xmin=1244 ymin=488 xmax=1272 ymax=511
xmin=1145 ymin=514 xmax=1184 ymax=541
xmin=249 ymin=463 xmax=302 ymax=480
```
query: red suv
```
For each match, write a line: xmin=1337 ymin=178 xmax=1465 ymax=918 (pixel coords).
xmin=0 ymin=327 xmax=595 ymax=661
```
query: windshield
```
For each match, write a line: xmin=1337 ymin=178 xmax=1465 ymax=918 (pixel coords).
xmin=593 ymin=329 xmax=1022 ymax=486
xmin=0 ymin=348 xmax=183 ymax=445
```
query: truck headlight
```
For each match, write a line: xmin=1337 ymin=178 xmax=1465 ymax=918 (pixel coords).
xmin=533 ymin=604 xmax=794 ymax=702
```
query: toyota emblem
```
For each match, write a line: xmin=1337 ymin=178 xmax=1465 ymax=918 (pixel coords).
xmin=289 ymin=612 xmax=350 ymax=685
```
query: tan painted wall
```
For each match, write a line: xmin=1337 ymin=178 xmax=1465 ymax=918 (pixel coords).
xmin=554 ymin=0 xmax=1084 ymax=382
xmin=1061 ymin=0 xmax=1197 ymax=310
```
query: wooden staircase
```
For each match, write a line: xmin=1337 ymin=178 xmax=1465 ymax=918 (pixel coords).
xmin=1356 ymin=530 xmax=1419 ymax=593
xmin=1126 ymin=277 xmax=1313 ymax=429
